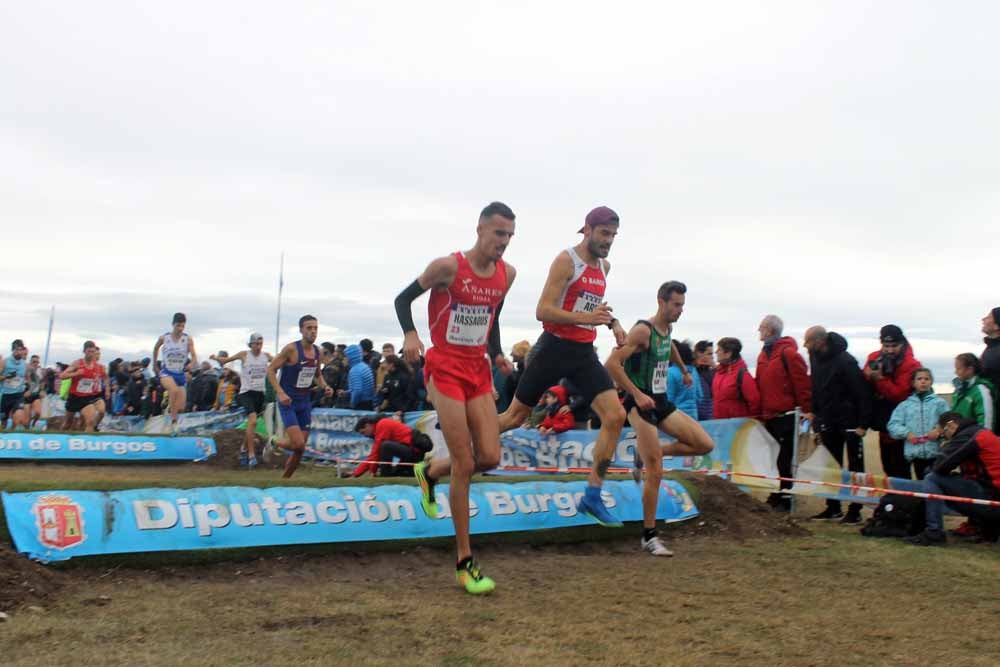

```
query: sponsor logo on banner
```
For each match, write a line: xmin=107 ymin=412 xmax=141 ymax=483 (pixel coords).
xmin=34 ymin=494 xmax=86 ymax=551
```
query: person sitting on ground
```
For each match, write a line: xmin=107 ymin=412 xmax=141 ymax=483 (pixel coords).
xmin=667 ymin=340 xmax=702 ymax=421
xmin=694 ymin=340 xmax=716 ymax=421
xmin=888 ymin=368 xmax=950 ymax=480
xmin=711 ymin=337 xmax=760 ymax=419
xmin=905 ymin=411 xmax=1000 ymax=546
xmin=537 ymin=385 xmax=576 ymax=435
xmin=351 ymin=415 xmax=433 ymax=477
xmin=951 ymin=353 xmax=996 ymax=431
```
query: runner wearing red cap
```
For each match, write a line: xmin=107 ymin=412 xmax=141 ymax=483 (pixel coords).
xmin=395 ymin=201 xmax=518 ymax=594
xmin=497 ymin=206 xmax=629 ymax=527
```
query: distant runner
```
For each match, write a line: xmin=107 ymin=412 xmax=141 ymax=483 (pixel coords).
xmin=212 ymin=332 xmax=273 ymax=469
xmin=60 ymin=341 xmax=108 ymax=432
xmin=153 ymin=312 xmax=198 ymax=433
xmin=266 ymin=315 xmax=333 ymax=479
xmin=24 ymin=354 xmax=44 ymax=428
xmin=1 ymin=340 xmax=30 ymax=429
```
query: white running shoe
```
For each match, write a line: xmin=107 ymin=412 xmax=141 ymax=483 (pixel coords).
xmin=641 ymin=535 xmax=674 ymax=557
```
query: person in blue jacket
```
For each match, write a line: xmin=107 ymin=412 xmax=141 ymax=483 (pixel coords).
xmin=667 ymin=341 xmax=702 ymax=421
xmin=342 ymin=344 xmax=376 ymax=410
xmin=887 ymin=368 xmax=950 ymax=480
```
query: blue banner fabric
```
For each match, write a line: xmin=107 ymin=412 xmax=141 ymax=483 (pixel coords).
xmin=0 ymin=432 xmax=216 ymax=462
xmin=3 ymin=480 xmax=698 ymax=562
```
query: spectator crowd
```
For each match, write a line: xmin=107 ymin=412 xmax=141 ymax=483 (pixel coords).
xmin=3 ymin=306 xmax=999 ymax=545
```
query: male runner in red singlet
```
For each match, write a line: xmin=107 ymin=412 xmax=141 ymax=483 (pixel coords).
xmin=60 ymin=340 xmax=108 ymax=432
xmin=395 ymin=201 xmax=517 ymax=595
xmin=497 ymin=206 xmax=628 ymax=526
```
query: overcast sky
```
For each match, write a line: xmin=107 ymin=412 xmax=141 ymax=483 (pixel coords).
xmin=2 ymin=2 xmax=998 ymax=389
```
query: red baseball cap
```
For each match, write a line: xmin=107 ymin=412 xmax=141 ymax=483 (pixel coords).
xmin=578 ymin=206 xmax=620 ymax=233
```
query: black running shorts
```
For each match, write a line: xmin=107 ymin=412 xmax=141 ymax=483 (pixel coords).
xmin=0 ymin=393 xmax=25 ymax=419
xmin=623 ymin=394 xmax=677 ymax=427
xmin=515 ymin=332 xmax=615 ymax=407
xmin=65 ymin=394 xmax=102 ymax=414
xmin=237 ymin=390 xmax=266 ymax=415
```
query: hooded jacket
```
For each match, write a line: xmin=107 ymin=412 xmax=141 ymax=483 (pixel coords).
xmin=345 ymin=344 xmax=376 ymax=409
xmin=712 ymin=358 xmax=761 ymax=419
xmin=951 ymin=375 xmax=996 ymax=431
xmin=667 ymin=364 xmax=702 ymax=420
xmin=539 ymin=385 xmax=575 ymax=433
xmin=808 ymin=332 xmax=871 ymax=430
xmin=756 ymin=336 xmax=812 ymax=418
xmin=887 ymin=391 xmax=950 ymax=461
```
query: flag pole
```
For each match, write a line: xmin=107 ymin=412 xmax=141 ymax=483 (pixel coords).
xmin=275 ymin=252 xmax=284 ymax=354
xmin=43 ymin=306 xmax=55 ymax=366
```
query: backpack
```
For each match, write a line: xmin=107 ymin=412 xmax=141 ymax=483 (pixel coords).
xmin=860 ymin=494 xmax=926 ymax=538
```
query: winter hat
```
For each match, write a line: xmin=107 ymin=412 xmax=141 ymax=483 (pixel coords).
xmin=992 ymin=307 xmax=1000 ymax=328
xmin=879 ymin=324 xmax=905 ymax=343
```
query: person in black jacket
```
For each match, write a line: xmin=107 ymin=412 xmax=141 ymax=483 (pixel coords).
xmin=377 ymin=355 xmax=412 ymax=413
xmin=803 ymin=326 xmax=872 ymax=523
xmin=981 ymin=307 xmax=1000 ymax=414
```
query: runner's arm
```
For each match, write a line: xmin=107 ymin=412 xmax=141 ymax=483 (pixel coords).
xmin=488 ymin=264 xmax=519 ymax=367
xmin=266 ymin=345 xmax=293 ymax=399
xmin=60 ymin=360 xmax=81 ymax=380
xmin=187 ymin=337 xmax=199 ymax=370
xmin=212 ymin=350 xmax=246 ymax=366
xmin=396 ymin=255 xmax=458 ymax=364
xmin=604 ymin=324 xmax=650 ymax=399
xmin=151 ymin=336 xmax=163 ymax=371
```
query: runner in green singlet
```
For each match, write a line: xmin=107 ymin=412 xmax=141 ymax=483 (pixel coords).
xmin=606 ymin=281 xmax=714 ymax=556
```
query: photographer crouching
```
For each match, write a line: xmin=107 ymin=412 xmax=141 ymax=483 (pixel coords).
xmin=863 ymin=325 xmax=923 ymax=479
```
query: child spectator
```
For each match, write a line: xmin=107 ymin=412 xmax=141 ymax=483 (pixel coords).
xmin=952 ymin=353 xmax=996 ymax=431
xmin=887 ymin=368 xmax=949 ymax=479
xmin=537 ymin=385 xmax=575 ymax=435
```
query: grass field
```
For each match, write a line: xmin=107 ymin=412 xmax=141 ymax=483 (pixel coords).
xmin=1 ymin=459 xmax=998 ymax=667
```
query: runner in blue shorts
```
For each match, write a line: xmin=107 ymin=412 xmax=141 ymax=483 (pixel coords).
xmin=152 ymin=313 xmax=198 ymax=433
xmin=266 ymin=315 xmax=333 ymax=478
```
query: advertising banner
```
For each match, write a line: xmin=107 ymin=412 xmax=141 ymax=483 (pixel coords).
xmin=3 ymin=479 xmax=698 ymax=562
xmin=0 ymin=432 xmax=215 ymax=462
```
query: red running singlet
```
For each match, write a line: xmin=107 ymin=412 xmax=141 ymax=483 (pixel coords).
xmin=543 ymin=246 xmax=607 ymax=344
xmin=69 ymin=360 xmax=106 ymax=397
xmin=427 ymin=252 xmax=508 ymax=359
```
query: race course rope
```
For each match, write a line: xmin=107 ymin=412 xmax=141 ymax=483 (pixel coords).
xmin=292 ymin=446 xmax=1000 ymax=509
